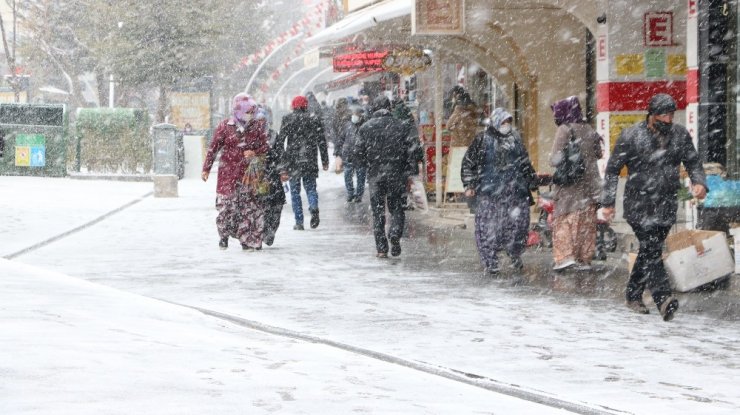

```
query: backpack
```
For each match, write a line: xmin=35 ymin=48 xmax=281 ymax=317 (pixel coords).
xmin=552 ymin=126 xmax=585 ymax=187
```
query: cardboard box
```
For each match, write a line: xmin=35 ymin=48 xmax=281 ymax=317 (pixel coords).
xmin=664 ymin=230 xmax=734 ymax=292
xmin=730 ymin=227 xmax=740 ymax=275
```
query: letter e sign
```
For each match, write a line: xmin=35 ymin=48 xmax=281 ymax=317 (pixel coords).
xmin=644 ymin=12 xmax=673 ymax=46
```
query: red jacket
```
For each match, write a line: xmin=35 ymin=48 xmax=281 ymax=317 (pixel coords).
xmin=203 ymin=118 xmax=268 ymax=196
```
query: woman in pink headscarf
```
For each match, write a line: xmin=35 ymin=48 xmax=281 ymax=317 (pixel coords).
xmin=202 ymin=93 xmax=269 ymax=251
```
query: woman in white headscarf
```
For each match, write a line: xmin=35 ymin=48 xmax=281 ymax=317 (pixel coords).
xmin=461 ymin=108 xmax=537 ymax=275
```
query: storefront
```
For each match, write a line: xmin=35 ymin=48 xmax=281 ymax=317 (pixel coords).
xmin=412 ymin=62 xmax=506 ymax=196
xmin=689 ymin=0 xmax=740 ymax=230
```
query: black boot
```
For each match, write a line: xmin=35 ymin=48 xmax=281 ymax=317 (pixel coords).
xmin=309 ymin=208 xmax=320 ymax=229
xmin=264 ymin=232 xmax=275 ymax=246
xmin=659 ymin=296 xmax=679 ymax=322
xmin=390 ymin=237 xmax=401 ymax=257
xmin=218 ymin=237 xmax=228 ymax=250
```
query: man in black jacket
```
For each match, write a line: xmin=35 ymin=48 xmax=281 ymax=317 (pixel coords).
xmin=278 ymin=95 xmax=329 ymax=230
xmin=355 ymin=96 xmax=413 ymax=258
xmin=601 ymin=93 xmax=707 ymax=321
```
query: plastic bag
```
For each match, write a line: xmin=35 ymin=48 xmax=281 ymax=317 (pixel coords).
xmin=242 ymin=156 xmax=270 ymax=196
xmin=408 ymin=175 xmax=429 ymax=212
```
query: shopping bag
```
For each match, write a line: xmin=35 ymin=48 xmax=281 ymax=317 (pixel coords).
xmin=242 ymin=156 xmax=270 ymax=196
xmin=408 ymin=175 xmax=429 ymax=212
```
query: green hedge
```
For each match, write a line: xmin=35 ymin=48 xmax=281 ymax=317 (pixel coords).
xmin=74 ymin=108 xmax=151 ymax=174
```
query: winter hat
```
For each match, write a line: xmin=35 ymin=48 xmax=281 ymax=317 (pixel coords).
xmin=551 ymin=96 xmax=583 ymax=126
xmin=371 ymin=95 xmax=392 ymax=113
xmin=489 ymin=107 xmax=514 ymax=132
xmin=647 ymin=93 xmax=677 ymax=115
xmin=232 ymin=93 xmax=256 ymax=122
xmin=291 ymin=95 xmax=308 ymax=110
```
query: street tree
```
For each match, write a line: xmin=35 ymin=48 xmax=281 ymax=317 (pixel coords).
xmin=17 ymin=0 xmax=267 ymax=118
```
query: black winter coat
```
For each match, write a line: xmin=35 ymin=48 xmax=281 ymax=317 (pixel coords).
xmin=354 ymin=110 xmax=414 ymax=181
xmin=334 ymin=120 xmax=361 ymax=162
xmin=263 ymin=129 xmax=286 ymax=207
xmin=278 ymin=109 xmax=328 ymax=178
xmin=601 ymin=121 xmax=706 ymax=228
xmin=461 ymin=128 xmax=537 ymax=204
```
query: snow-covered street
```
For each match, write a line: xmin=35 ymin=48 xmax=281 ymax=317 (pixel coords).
xmin=2 ymin=174 xmax=740 ymax=414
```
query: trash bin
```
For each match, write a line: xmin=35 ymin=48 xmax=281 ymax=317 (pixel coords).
xmin=151 ymin=123 xmax=179 ymax=197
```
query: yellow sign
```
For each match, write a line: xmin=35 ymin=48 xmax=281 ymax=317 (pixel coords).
xmin=609 ymin=114 xmax=643 ymax=150
xmin=667 ymin=54 xmax=688 ymax=76
xmin=170 ymin=92 xmax=211 ymax=130
xmin=615 ymin=54 xmax=644 ymax=76
xmin=382 ymin=48 xmax=432 ymax=75
xmin=15 ymin=146 xmax=30 ymax=166
xmin=610 ymin=113 xmax=644 ymax=176
xmin=344 ymin=0 xmax=375 ymax=13
xmin=0 ymin=91 xmax=28 ymax=103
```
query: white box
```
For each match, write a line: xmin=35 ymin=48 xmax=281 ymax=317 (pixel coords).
xmin=664 ymin=230 xmax=734 ymax=292
xmin=730 ymin=227 xmax=740 ymax=275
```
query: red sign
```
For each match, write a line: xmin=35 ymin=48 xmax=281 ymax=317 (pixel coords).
xmin=644 ymin=12 xmax=673 ymax=46
xmin=598 ymin=35 xmax=607 ymax=61
xmin=333 ymin=51 xmax=389 ymax=72
xmin=688 ymin=0 xmax=697 ymax=17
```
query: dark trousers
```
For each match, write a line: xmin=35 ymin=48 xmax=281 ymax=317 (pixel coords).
xmin=627 ymin=224 xmax=672 ymax=306
xmin=263 ymin=203 xmax=283 ymax=240
xmin=369 ymin=177 xmax=406 ymax=253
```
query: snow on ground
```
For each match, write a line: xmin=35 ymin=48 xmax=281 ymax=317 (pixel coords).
xmin=0 ymin=176 xmax=151 ymax=257
xmin=1 ymin=259 xmax=572 ymax=414
xmin=2 ymin=175 xmax=740 ymax=414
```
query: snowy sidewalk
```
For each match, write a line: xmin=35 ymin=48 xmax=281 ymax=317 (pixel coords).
xmin=2 ymin=175 xmax=740 ymax=414
xmin=1 ymin=259 xmax=571 ymax=414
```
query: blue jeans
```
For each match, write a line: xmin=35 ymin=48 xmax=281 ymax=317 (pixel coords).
xmin=343 ymin=162 xmax=367 ymax=199
xmin=289 ymin=175 xmax=318 ymax=225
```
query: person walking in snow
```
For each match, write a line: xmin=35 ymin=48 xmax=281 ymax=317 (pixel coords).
xmin=258 ymin=106 xmax=286 ymax=246
xmin=447 ymin=92 xmax=480 ymax=148
xmin=601 ymin=93 xmax=707 ymax=321
xmin=391 ymin=98 xmax=424 ymax=210
xmin=548 ymin=96 xmax=603 ymax=271
xmin=334 ymin=105 xmax=367 ymax=203
xmin=461 ymin=108 xmax=537 ymax=275
xmin=278 ymin=95 xmax=329 ymax=230
xmin=354 ymin=96 xmax=414 ymax=258
xmin=202 ymin=93 xmax=269 ymax=251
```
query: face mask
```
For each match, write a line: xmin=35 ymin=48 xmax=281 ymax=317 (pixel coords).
xmin=654 ymin=120 xmax=672 ymax=136
xmin=499 ymin=124 xmax=512 ymax=135
xmin=351 ymin=115 xmax=360 ymax=124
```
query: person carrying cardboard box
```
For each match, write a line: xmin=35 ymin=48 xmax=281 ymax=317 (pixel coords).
xmin=601 ymin=93 xmax=707 ymax=322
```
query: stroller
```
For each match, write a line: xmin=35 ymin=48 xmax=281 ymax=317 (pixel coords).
xmin=529 ymin=174 xmax=617 ymax=260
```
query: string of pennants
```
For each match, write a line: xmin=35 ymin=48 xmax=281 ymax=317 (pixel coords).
xmin=233 ymin=0 xmax=330 ymax=73
xmin=256 ymin=39 xmax=307 ymax=96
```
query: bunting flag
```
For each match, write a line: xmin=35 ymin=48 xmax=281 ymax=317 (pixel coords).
xmin=254 ymin=39 xmax=307 ymax=102
xmin=233 ymin=0 xmax=331 ymax=73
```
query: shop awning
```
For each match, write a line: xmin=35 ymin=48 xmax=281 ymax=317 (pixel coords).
xmin=304 ymin=0 xmax=412 ymax=48
xmin=314 ymin=71 xmax=382 ymax=93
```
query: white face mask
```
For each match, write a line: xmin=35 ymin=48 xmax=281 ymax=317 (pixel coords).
xmin=499 ymin=124 xmax=512 ymax=135
xmin=351 ymin=115 xmax=360 ymax=124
